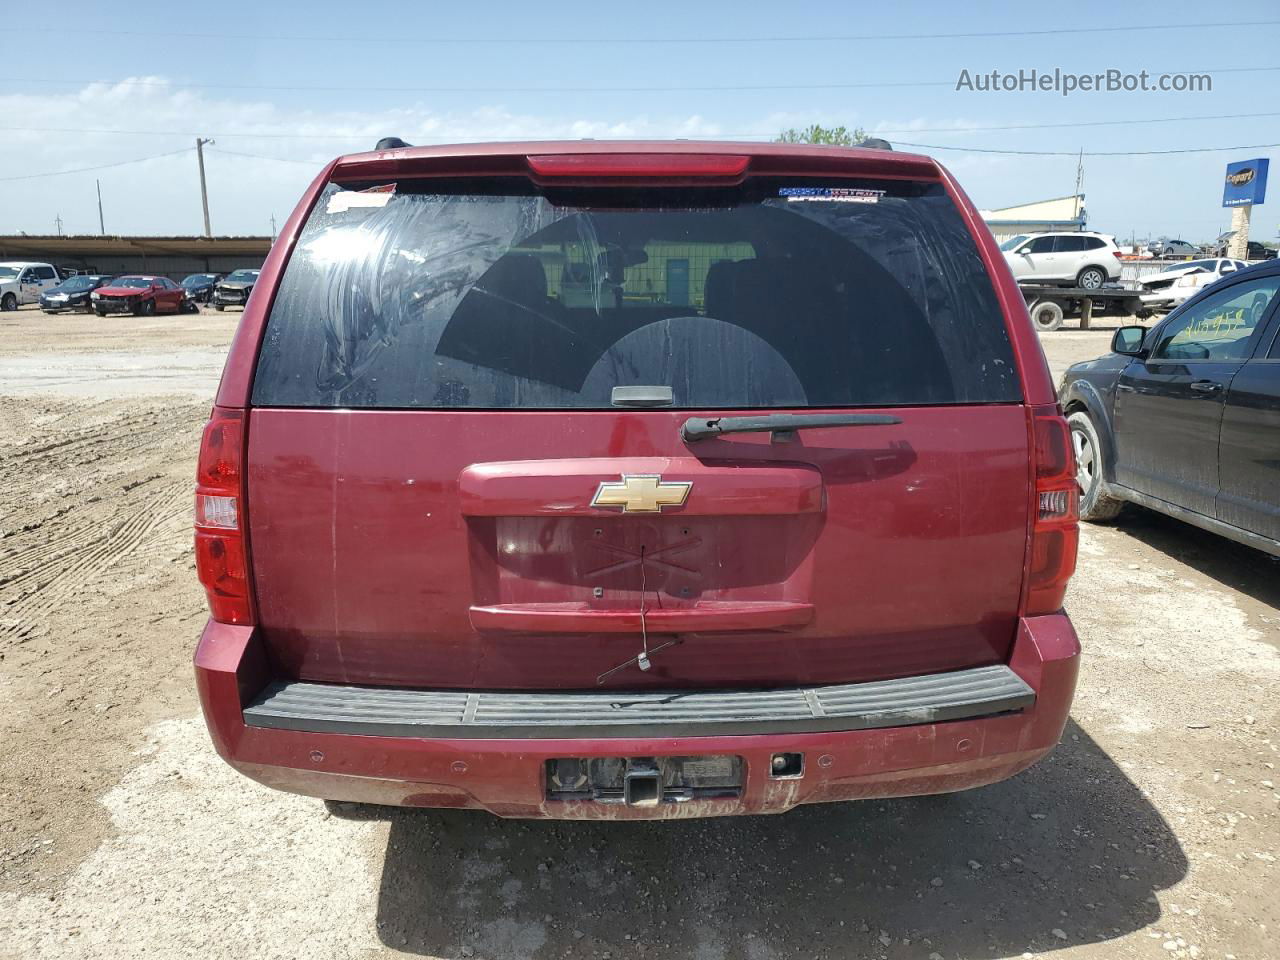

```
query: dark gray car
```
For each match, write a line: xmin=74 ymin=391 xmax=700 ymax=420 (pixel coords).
xmin=1059 ymin=260 xmax=1280 ymax=555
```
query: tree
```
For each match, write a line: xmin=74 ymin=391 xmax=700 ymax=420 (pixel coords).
xmin=775 ymin=124 xmax=868 ymax=146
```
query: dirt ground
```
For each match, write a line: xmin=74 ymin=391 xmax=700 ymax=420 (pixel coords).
xmin=1 ymin=306 xmax=1276 ymax=960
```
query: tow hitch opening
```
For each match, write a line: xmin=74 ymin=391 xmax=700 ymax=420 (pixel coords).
xmin=624 ymin=760 xmax=662 ymax=807
xmin=545 ymin=755 xmax=744 ymax=805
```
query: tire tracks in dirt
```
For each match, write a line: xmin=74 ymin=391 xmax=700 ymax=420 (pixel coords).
xmin=0 ymin=481 xmax=191 ymax=640
xmin=0 ymin=394 xmax=211 ymax=896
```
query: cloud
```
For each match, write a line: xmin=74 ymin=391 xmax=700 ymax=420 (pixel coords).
xmin=0 ymin=79 xmax=727 ymax=235
xmin=6 ymin=79 xmax=1221 ymax=242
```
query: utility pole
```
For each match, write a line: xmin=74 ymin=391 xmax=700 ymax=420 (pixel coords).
xmin=195 ymin=137 xmax=215 ymax=237
xmin=55 ymin=213 xmax=64 ymax=237
xmin=270 ymin=214 xmax=277 ymax=240
xmin=96 ymin=179 xmax=105 ymax=235
xmin=1073 ymin=147 xmax=1085 ymax=225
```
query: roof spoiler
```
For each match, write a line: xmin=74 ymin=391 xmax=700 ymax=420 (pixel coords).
xmin=372 ymin=137 xmax=891 ymax=153
xmin=334 ymin=142 xmax=939 ymax=184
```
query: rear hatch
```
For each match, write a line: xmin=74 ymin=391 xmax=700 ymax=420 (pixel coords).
xmin=243 ymin=155 xmax=1031 ymax=691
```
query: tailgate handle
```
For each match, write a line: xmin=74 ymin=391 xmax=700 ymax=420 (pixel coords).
xmin=681 ymin=413 xmax=902 ymax=443
xmin=470 ymin=601 xmax=814 ymax=634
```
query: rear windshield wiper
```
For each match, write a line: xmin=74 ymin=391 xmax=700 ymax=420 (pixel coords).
xmin=681 ymin=413 xmax=902 ymax=442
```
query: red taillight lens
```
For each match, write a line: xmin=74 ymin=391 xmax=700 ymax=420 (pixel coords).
xmin=195 ymin=533 xmax=251 ymax=622
xmin=194 ymin=407 xmax=253 ymax=624
xmin=1025 ymin=406 xmax=1079 ymax=615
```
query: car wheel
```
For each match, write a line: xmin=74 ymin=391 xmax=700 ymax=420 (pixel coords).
xmin=138 ymin=299 xmax=156 ymax=317
xmin=1068 ymin=411 xmax=1124 ymax=522
xmin=1 ymin=292 xmax=15 ymax=311
xmin=214 ymin=304 xmax=224 ymax=312
xmin=1029 ymin=299 xmax=1064 ymax=332
xmin=1076 ymin=266 xmax=1106 ymax=290
xmin=95 ymin=308 xmax=106 ymax=317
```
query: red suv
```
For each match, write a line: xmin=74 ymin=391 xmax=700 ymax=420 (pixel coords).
xmin=194 ymin=141 xmax=1080 ymax=819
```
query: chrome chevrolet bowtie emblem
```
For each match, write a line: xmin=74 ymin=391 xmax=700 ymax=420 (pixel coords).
xmin=591 ymin=474 xmax=691 ymax=513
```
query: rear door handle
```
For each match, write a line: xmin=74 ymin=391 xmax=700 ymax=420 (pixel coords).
xmin=1189 ymin=380 xmax=1223 ymax=395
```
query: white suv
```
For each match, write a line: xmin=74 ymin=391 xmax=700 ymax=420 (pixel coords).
xmin=1000 ymin=232 xmax=1122 ymax=289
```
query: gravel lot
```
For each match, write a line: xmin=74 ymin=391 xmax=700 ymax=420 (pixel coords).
xmin=1 ymin=306 xmax=1276 ymax=960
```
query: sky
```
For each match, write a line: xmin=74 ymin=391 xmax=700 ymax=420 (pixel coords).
xmin=1 ymin=0 xmax=1277 ymax=243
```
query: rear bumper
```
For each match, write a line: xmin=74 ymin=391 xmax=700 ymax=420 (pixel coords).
xmin=195 ymin=615 xmax=1079 ymax=819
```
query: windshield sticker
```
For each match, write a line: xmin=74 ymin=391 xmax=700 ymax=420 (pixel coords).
xmin=779 ymin=186 xmax=884 ymax=204
xmin=327 ymin=183 xmax=397 ymax=214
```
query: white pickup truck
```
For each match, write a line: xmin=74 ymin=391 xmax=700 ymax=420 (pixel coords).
xmin=0 ymin=261 xmax=61 ymax=311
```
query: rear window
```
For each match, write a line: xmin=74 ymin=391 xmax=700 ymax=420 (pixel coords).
xmin=252 ymin=177 xmax=1020 ymax=410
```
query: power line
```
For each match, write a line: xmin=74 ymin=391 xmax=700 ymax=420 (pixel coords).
xmin=2 ymin=65 xmax=1278 ymax=95
xmin=6 ymin=108 xmax=1280 ymax=143
xmin=893 ymin=140 xmax=1280 ymax=157
xmin=207 ymin=147 xmax=318 ymax=165
xmin=0 ymin=147 xmax=192 ymax=182
xmin=24 ymin=20 xmax=1280 ymax=45
xmin=211 ymin=139 xmax=1280 ymax=163
xmin=883 ymin=110 xmax=1280 ymax=135
xmin=0 ymin=76 xmax=954 ymax=93
xmin=4 ymin=135 xmax=1276 ymax=183
xmin=0 ymin=125 xmax=372 ymax=140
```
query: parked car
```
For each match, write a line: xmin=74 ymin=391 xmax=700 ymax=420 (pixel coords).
xmin=91 ymin=275 xmax=187 ymax=316
xmin=1210 ymin=235 xmax=1278 ymax=260
xmin=194 ymin=140 xmax=1082 ymax=819
xmin=1060 ymin=259 xmax=1280 ymax=555
xmin=212 ymin=268 xmax=260 ymax=311
xmin=1138 ymin=257 xmax=1249 ymax=311
xmin=1151 ymin=239 xmax=1197 ymax=260
xmin=39 ymin=274 xmax=115 ymax=313
xmin=0 ymin=261 xmax=61 ymax=310
xmin=182 ymin=273 xmax=222 ymax=304
xmin=999 ymin=231 xmax=1123 ymax=289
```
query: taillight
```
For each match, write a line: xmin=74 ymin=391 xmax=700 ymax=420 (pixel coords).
xmin=1024 ymin=405 xmax=1079 ymax=615
xmin=194 ymin=407 xmax=254 ymax=624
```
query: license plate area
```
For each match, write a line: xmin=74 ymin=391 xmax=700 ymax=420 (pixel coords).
xmin=546 ymin=755 xmax=743 ymax=806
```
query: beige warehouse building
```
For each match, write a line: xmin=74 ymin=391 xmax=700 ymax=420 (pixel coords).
xmin=980 ymin=194 xmax=1087 ymax=242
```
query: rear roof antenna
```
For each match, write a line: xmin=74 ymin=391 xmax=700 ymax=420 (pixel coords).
xmin=375 ymin=137 xmax=412 ymax=150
